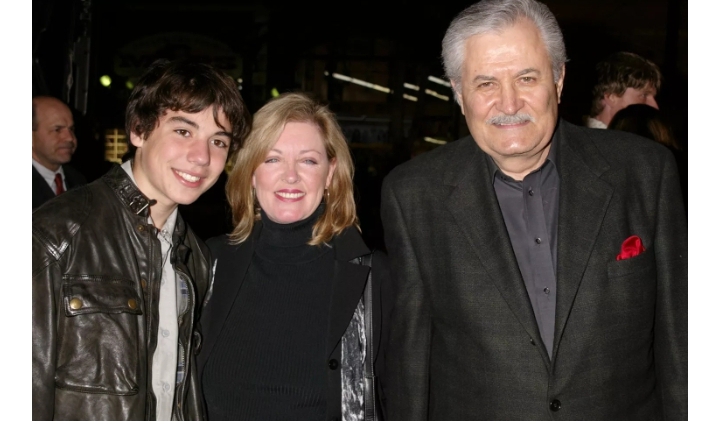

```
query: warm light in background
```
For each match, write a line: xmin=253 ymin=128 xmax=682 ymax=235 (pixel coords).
xmin=428 ymin=75 xmax=451 ymax=87
xmin=105 ymin=129 xmax=127 ymax=163
xmin=271 ymin=87 xmax=280 ymax=97
xmin=425 ymin=88 xmax=449 ymax=101
xmin=332 ymin=72 xmax=391 ymax=94
xmin=424 ymin=137 xmax=447 ymax=145
xmin=99 ymin=75 xmax=112 ymax=87
xmin=325 ymin=71 xmax=451 ymax=103
xmin=125 ymin=80 xmax=134 ymax=90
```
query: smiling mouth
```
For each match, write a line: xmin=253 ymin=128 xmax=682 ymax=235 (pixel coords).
xmin=176 ymin=170 xmax=201 ymax=183
xmin=275 ymin=191 xmax=305 ymax=199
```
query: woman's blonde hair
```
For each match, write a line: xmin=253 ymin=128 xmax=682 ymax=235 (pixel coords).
xmin=226 ymin=92 xmax=358 ymax=245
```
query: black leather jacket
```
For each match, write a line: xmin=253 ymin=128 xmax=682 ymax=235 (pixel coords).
xmin=32 ymin=165 xmax=209 ymax=420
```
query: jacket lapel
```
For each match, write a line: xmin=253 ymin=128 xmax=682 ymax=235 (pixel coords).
xmin=32 ymin=165 xmax=55 ymax=208
xmin=197 ymin=226 xmax=259 ymax=372
xmin=326 ymin=228 xmax=371 ymax=358
xmin=552 ymin=121 xmax=613 ymax=358
xmin=444 ymin=138 xmax=547 ymax=364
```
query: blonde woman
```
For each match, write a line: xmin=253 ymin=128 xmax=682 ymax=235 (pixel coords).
xmin=197 ymin=92 xmax=390 ymax=421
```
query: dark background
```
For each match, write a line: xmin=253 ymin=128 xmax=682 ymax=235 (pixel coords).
xmin=33 ymin=0 xmax=688 ymax=250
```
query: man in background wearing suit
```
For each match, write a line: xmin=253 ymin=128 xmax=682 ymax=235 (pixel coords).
xmin=380 ymin=0 xmax=687 ymax=420
xmin=32 ymin=96 xmax=86 ymax=210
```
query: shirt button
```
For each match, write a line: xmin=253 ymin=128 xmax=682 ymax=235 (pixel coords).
xmin=161 ymin=329 xmax=170 ymax=337
xmin=529 ymin=188 xmax=535 ymax=196
xmin=550 ymin=399 xmax=561 ymax=411
xmin=328 ymin=359 xmax=339 ymax=370
xmin=163 ymin=383 xmax=171 ymax=392
xmin=544 ymin=287 xmax=550 ymax=295
xmin=535 ymin=237 xmax=542 ymax=244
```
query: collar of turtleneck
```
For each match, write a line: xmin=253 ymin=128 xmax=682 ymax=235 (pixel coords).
xmin=255 ymin=204 xmax=330 ymax=264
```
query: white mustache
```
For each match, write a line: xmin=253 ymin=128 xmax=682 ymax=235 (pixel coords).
xmin=486 ymin=113 xmax=534 ymax=125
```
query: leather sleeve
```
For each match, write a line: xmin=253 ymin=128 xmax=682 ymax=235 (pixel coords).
xmin=184 ymin=233 xmax=212 ymax=420
xmin=653 ymin=148 xmax=688 ymax=419
xmin=380 ymin=177 xmax=431 ymax=420
xmin=32 ymin=233 xmax=60 ymax=420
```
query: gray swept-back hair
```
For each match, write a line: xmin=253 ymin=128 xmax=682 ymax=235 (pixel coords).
xmin=442 ymin=0 xmax=567 ymax=99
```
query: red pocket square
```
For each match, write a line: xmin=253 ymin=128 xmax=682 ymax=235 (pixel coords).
xmin=616 ymin=235 xmax=646 ymax=260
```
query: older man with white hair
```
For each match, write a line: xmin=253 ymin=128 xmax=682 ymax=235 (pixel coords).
xmin=380 ymin=0 xmax=687 ymax=420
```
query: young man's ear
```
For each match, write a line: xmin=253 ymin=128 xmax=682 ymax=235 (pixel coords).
xmin=129 ymin=132 xmax=144 ymax=148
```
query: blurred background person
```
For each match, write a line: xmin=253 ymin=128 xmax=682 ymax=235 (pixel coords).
xmin=585 ymin=51 xmax=662 ymax=129
xmin=608 ymin=103 xmax=678 ymax=149
xmin=32 ymin=95 xmax=86 ymax=210
xmin=609 ymin=103 xmax=686 ymax=210
xmin=197 ymin=92 xmax=390 ymax=421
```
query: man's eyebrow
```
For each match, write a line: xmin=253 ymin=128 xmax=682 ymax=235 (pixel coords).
xmin=168 ymin=116 xmax=199 ymax=128
xmin=169 ymin=116 xmax=231 ymax=138
xmin=471 ymin=68 xmax=541 ymax=83
xmin=515 ymin=68 xmax=540 ymax=77
xmin=472 ymin=74 xmax=497 ymax=83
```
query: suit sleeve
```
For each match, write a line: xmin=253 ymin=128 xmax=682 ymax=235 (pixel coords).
xmin=653 ymin=149 xmax=688 ymax=419
xmin=32 ymin=234 xmax=59 ymax=420
xmin=380 ymin=177 xmax=431 ymax=420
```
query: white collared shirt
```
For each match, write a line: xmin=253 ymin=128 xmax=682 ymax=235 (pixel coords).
xmin=121 ymin=160 xmax=179 ymax=421
xmin=584 ymin=116 xmax=608 ymax=129
xmin=33 ymin=159 xmax=65 ymax=193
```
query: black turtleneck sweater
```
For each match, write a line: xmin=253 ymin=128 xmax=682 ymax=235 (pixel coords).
xmin=202 ymin=206 xmax=335 ymax=420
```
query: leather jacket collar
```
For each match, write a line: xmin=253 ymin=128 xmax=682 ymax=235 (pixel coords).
xmin=102 ymin=165 xmax=189 ymax=250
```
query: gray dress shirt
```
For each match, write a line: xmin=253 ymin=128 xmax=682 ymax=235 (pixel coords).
xmin=486 ymin=138 xmax=560 ymax=357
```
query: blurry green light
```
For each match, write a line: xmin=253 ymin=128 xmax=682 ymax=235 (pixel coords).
xmin=271 ymin=88 xmax=280 ymax=98
xmin=100 ymin=75 xmax=112 ymax=87
xmin=125 ymin=80 xmax=134 ymax=90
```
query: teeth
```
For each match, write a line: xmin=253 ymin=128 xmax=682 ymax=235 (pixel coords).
xmin=276 ymin=192 xmax=304 ymax=199
xmin=177 ymin=171 xmax=200 ymax=182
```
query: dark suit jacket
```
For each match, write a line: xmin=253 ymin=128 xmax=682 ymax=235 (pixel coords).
xmin=380 ymin=120 xmax=687 ymax=420
xmin=32 ymin=164 xmax=87 ymax=211
xmin=196 ymin=224 xmax=392 ymax=420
